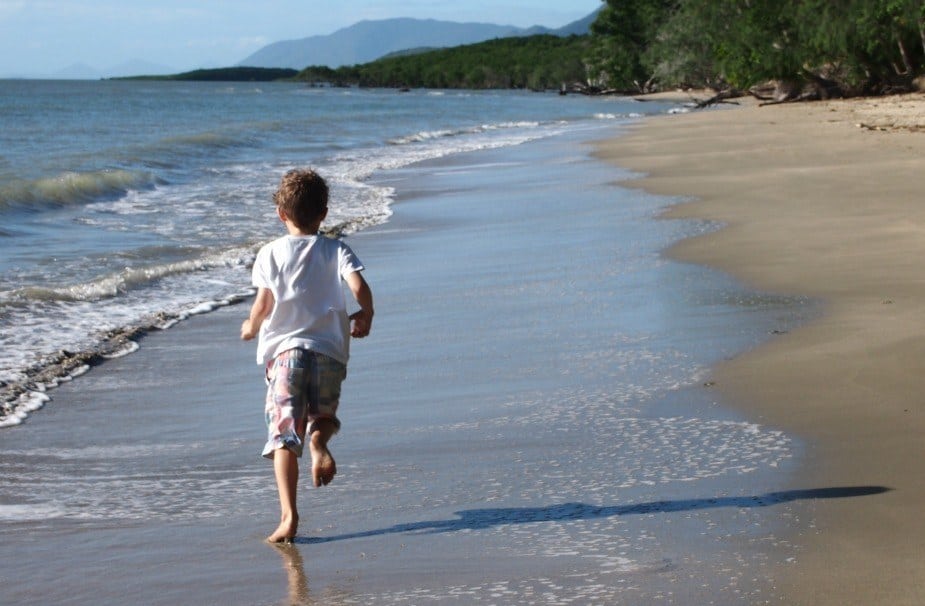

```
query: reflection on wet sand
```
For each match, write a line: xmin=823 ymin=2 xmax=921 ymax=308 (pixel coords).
xmin=272 ymin=543 xmax=310 ymax=606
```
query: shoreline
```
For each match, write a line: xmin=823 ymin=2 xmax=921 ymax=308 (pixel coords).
xmin=595 ymin=93 xmax=925 ymax=604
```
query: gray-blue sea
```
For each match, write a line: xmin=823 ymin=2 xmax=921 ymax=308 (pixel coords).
xmin=0 ymin=80 xmax=674 ymax=425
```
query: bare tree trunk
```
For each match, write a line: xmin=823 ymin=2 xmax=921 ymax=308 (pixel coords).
xmin=919 ymin=19 xmax=925 ymax=59
xmin=896 ymin=31 xmax=913 ymax=75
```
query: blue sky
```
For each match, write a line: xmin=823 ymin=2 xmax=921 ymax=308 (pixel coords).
xmin=0 ymin=1 xmax=603 ymax=78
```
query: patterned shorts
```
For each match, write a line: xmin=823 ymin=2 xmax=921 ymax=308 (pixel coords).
xmin=262 ymin=348 xmax=346 ymax=459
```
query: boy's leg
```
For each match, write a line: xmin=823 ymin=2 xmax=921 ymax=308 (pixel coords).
xmin=262 ymin=348 xmax=314 ymax=541
xmin=305 ymin=353 xmax=345 ymax=488
xmin=309 ymin=419 xmax=337 ymax=487
xmin=267 ymin=447 xmax=299 ymax=543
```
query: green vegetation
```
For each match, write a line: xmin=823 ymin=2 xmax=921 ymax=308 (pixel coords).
xmin=116 ymin=67 xmax=298 ymax=81
xmin=587 ymin=0 xmax=925 ymax=96
xmin=586 ymin=0 xmax=675 ymax=91
xmin=294 ymin=35 xmax=592 ymax=90
xmin=116 ymin=4 xmax=925 ymax=99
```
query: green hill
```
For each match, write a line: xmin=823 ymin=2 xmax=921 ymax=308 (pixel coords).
xmin=296 ymin=35 xmax=591 ymax=90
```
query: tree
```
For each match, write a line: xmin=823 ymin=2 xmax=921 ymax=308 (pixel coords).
xmin=612 ymin=0 xmax=925 ymax=95
xmin=642 ymin=2 xmax=724 ymax=88
xmin=587 ymin=0 xmax=679 ymax=91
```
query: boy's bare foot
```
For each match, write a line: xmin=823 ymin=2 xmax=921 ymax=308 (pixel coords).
xmin=267 ymin=513 xmax=299 ymax=543
xmin=309 ymin=437 xmax=336 ymax=487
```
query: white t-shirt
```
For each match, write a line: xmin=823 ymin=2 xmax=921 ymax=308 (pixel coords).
xmin=252 ymin=234 xmax=364 ymax=366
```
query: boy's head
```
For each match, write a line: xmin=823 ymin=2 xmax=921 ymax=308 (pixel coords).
xmin=273 ymin=169 xmax=329 ymax=230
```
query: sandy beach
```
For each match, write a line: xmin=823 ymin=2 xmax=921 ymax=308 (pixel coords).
xmin=596 ymin=92 xmax=925 ymax=604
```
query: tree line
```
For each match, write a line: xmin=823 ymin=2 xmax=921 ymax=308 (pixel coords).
xmin=295 ymin=1 xmax=924 ymax=98
xmin=117 ymin=67 xmax=299 ymax=82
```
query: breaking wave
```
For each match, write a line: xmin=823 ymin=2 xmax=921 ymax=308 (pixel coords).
xmin=388 ymin=120 xmax=543 ymax=145
xmin=1 ymin=247 xmax=254 ymax=304
xmin=0 ymin=169 xmax=158 ymax=211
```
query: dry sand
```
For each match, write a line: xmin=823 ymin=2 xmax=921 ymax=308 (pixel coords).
xmin=596 ymin=93 xmax=925 ymax=604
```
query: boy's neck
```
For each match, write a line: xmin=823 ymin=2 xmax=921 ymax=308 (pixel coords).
xmin=285 ymin=221 xmax=322 ymax=237
xmin=277 ymin=207 xmax=326 ymax=237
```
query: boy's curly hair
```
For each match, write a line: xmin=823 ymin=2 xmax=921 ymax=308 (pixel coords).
xmin=273 ymin=169 xmax=329 ymax=230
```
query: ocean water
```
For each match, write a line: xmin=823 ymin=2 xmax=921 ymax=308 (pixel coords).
xmin=0 ymin=80 xmax=671 ymax=426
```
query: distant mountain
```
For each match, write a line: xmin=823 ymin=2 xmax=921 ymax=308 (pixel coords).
xmin=239 ymin=19 xmax=520 ymax=69
xmin=48 ymin=59 xmax=176 ymax=80
xmin=554 ymin=10 xmax=601 ymax=36
xmin=238 ymin=9 xmax=601 ymax=69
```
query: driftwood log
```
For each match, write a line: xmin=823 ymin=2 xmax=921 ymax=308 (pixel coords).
xmin=749 ymin=76 xmax=847 ymax=106
xmin=693 ymin=89 xmax=744 ymax=108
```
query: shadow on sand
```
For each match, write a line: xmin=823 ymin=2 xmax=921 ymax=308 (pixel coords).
xmin=293 ymin=485 xmax=889 ymax=545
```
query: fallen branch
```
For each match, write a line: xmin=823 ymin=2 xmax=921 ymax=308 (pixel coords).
xmin=694 ymin=89 xmax=744 ymax=108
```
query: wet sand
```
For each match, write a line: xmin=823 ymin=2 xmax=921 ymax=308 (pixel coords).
xmin=596 ymin=93 xmax=925 ymax=604
xmin=0 ymin=127 xmax=822 ymax=604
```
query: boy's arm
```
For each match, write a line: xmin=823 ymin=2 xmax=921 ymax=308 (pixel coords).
xmin=345 ymin=271 xmax=374 ymax=338
xmin=241 ymin=287 xmax=275 ymax=340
